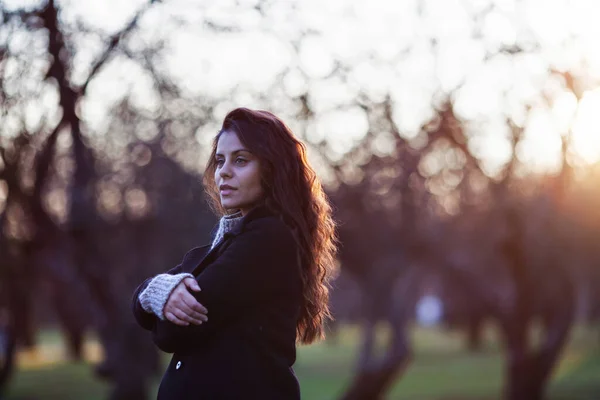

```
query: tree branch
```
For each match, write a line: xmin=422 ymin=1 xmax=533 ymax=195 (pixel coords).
xmin=80 ymin=0 xmax=158 ymax=95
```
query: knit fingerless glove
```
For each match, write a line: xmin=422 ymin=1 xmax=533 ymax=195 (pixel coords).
xmin=139 ymin=272 xmax=194 ymax=320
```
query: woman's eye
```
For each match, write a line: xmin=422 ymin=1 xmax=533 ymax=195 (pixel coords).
xmin=216 ymin=159 xmax=224 ymax=166
xmin=235 ymin=158 xmax=247 ymax=165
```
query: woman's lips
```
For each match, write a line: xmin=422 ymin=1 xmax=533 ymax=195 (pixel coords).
xmin=220 ymin=189 xmax=235 ymax=196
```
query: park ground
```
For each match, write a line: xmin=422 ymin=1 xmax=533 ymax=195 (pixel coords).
xmin=5 ymin=324 xmax=600 ymax=400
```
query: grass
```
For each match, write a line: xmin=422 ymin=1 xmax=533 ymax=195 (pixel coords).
xmin=4 ymin=324 xmax=600 ymax=400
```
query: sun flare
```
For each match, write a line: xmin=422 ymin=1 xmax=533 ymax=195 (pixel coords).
xmin=570 ymin=88 xmax=600 ymax=164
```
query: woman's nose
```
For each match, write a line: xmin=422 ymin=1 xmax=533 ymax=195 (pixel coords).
xmin=219 ymin=160 xmax=232 ymax=177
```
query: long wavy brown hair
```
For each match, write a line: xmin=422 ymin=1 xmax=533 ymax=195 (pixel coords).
xmin=203 ymin=107 xmax=337 ymax=344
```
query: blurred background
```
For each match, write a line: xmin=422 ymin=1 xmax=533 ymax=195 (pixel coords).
xmin=0 ymin=0 xmax=599 ymax=399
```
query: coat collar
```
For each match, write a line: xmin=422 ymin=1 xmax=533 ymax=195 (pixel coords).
xmin=191 ymin=204 xmax=276 ymax=276
xmin=222 ymin=204 xmax=276 ymax=237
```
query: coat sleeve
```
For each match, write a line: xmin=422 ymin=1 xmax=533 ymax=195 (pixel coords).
xmin=152 ymin=218 xmax=299 ymax=353
xmin=131 ymin=247 xmax=204 ymax=331
xmin=131 ymin=277 xmax=156 ymax=331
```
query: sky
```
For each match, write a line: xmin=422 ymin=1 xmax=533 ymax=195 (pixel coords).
xmin=3 ymin=0 xmax=600 ymax=176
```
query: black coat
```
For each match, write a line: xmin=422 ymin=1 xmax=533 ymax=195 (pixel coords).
xmin=132 ymin=206 xmax=303 ymax=400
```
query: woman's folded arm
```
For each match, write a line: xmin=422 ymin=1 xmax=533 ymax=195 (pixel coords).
xmin=152 ymin=218 xmax=298 ymax=353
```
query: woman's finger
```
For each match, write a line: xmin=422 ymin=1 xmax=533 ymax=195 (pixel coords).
xmin=186 ymin=315 xmax=205 ymax=325
xmin=170 ymin=299 xmax=206 ymax=325
xmin=172 ymin=308 xmax=193 ymax=324
xmin=176 ymin=300 xmax=205 ymax=322
xmin=182 ymin=292 xmax=208 ymax=315
xmin=171 ymin=305 xmax=204 ymax=325
xmin=165 ymin=311 xmax=188 ymax=326
xmin=183 ymin=277 xmax=201 ymax=292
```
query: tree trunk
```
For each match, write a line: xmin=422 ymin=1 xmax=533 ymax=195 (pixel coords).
xmin=340 ymin=317 xmax=410 ymax=400
xmin=466 ymin=314 xmax=484 ymax=352
xmin=53 ymin=290 xmax=87 ymax=361
xmin=505 ymin=346 xmax=546 ymax=400
xmin=503 ymin=294 xmax=574 ymax=400
xmin=340 ymin=269 xmax=417 ymax=400
xmin=0 ymin=311 xmax=16 ymax=395
xmin=355 ymin=317 xmax=377 ymax=373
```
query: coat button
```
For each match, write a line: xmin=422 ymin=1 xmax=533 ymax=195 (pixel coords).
xmin=176 ymin=361 xmax=182 ymax=370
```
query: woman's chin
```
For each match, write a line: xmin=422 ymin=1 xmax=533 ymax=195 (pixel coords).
xmin=220 ymin=200 xmax=238 ymax=210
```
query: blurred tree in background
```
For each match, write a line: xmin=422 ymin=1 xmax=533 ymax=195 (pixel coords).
xmin=1 ymin=0 xmax=599 ymax=399
xmin=0 ymin=1 xmax=217 ymax=398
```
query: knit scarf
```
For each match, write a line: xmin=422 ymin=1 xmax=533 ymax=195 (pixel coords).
xmin=210 ymin=210 xmax=244 ymax=250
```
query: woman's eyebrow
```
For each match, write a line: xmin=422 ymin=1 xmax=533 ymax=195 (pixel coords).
xmin=215 ymin=149 xmax=251 ymax=156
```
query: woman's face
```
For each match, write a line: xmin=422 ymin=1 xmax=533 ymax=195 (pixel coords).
xmin=214 ymin=130 xmax=264 ymax=215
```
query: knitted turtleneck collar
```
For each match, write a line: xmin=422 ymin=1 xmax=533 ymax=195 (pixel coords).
xmin=210 ymin=210 xmax=244 ymax=250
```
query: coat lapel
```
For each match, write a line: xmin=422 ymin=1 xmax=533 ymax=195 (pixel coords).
xmin=188 ymin=205 xmax=276 ymax=276
xmin=191 ymin=240 xmax=228 ymax=276
xmin=190 ymin=229 xmax=239 ymax=276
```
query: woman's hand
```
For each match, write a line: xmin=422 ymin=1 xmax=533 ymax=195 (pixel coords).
xmin=163 ymin=277 xmax=208 ymax=326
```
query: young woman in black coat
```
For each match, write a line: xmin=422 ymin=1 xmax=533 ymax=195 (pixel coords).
xmin=131 ymin=107 xmax=338 ymax=399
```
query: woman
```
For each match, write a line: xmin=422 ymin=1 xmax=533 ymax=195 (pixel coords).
xmin=131 ymin=107 xmax=337 ymax=399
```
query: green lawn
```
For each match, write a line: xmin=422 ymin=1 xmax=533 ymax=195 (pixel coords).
xmin=5 ymin=324 xmax=600 ymax=400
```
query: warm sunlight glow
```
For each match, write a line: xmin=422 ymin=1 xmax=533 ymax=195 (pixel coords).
xmin=552 ymin=90 xmax=578 ymax=134
xmin=518 ymin=109 xmax=563 ymax=173
xmin=520 ymin=87 xmax=600 ymax=173
xmin=571 ymin=89 xmax=600 ymax=164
